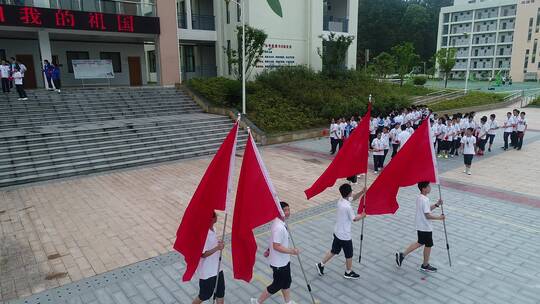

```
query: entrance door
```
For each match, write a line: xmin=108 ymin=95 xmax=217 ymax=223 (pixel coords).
xmin=128 ymin=56 xmax=142 ymax=86
xmin=16 ymin=55 xmax=37 ymax=89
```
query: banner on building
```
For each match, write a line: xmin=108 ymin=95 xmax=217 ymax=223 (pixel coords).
xmin=72 ymin=60 xmax=115 ymax=79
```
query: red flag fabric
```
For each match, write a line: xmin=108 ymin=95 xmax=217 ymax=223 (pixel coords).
xmin=305 ymin=103 xmax=372 ymax=199
xmin=232 ymin=133 xmax=284 ymax=282
xmin=173 ymin=123 xmax=238 ymax=282
xmin=362 ymin=117 xmax=438 ymax=215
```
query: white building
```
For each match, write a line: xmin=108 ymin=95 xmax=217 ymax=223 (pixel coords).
xmin=437 ymin=0 xmax=517 ymax=80
xmin=177 ymin=0 xmax=358 ymax=81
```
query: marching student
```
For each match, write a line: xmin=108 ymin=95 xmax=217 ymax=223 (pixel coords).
xmin=381 ymin=127 xmax=390 ymax=165
xmin=397 ymin=124 xmax=411 ymax=151
xmin=13 ymin=66 xmax=28 ymax=101
xmin=430 ymin=119 xmax=438 ymax=149
xmin=477 ymin=116 xmax=489 ymax=155
xmin=390 ymin=123 xmax=402 ymax=158
xmin=406 ymin=122 xmax=414 ymax=136
xmin=316 ymin=184 xmax=366 ymax=279
xmin=502 ymin=112 xmax=514 ymax=150
xmin=395 ymin=182 xmax=445 ymax=273
xmin=516 ymin=112 xmax=528 ymax=150
xmin=436 ymin=118 xmax=448 ymax=158
xmin=371 ymin=131 xmax=387 ymax=174
xmin=369 ymin=116 xmax=377 ymax=145
xmin=445 ymin=119 xmax=455 ymax=158
xmin=511 ymin=109 xmax=520 ymax=148
xmin=330 ymin=119 xmax=338 ymax=155
xmin=0 ymin=60 xmax=10 ymax=93
xmin=452 ymin=117 xmax=461 ymax=157
xmin=193 ymin=212 xmax=225 ymax=304
xmin=252 ymin=202 xmax=299 ymax=304
xmin=337 ymin=119 xmax=345 ymax=150
xmin=461 ymin=128 xmax=477 ymax=175
xmin=487 ymin=114 xmax=498 ymax=152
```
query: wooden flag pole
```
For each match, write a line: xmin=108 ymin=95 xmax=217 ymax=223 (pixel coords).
xmin=437 ymin=184 xmax=452 ymax=267
xmin=286 ymin=223 xmax=318 ymax=304
xmin=358 ymin=95 xmax=372 ymax=264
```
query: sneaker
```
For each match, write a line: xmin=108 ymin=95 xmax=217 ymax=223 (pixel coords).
xmin=395 ymin=252 xmax=404 ymax=267
xmin=444 ymin=155 xmax=448 ymax=159
xmin=467 ymin=170 xmax=472 ymax=175
xmin=343 ymin=270 xmax=360 ymax=279
xmin=316 ymin=263 xmax=325 ymax=276
xmin=437 ymin=154 xmax=443 ymax=158
xmin=250 ymin=298 xmax=259 ymax=304
xmin=463 ymin=169 xmax=467 ymax=173
xmin=56 ymin=89 xmax=61 ymax=93
xmin=488 ymin=148 xmax=491 ymax=152
xmin=22 ymin=98 xmax=28 ymax=100
xmin=374 ymin=171 xmax=378 ymax=174
xmin=17 ymin=98 xmax=22 ymax=100
xmin=450 ymin=154 xmax=454 ymax=158
xmin=420 ymin=264 xmax=438 ymax=273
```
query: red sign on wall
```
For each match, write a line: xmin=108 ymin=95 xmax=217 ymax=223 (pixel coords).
xmin=0 ymin=4 xmax=160 ymax=34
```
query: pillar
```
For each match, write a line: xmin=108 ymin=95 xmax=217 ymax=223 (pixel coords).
xmin=156 ymin=0 xmax=181 ymax=86
xmin=38 ymin=30 xmax=52 ymax=89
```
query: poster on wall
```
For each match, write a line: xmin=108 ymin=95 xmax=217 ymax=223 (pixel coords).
xmin=256 ymin=41 xmax=298 ymax=70
xmin=72 ymin=60 xmax=115 ymax=79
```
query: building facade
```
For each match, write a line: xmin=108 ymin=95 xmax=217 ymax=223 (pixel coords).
xmin=437 ymin=0 xmax=540 ymax=82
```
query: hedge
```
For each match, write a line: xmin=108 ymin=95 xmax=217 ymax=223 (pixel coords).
xmin=429 ymin=92 xmax=506 ymax=112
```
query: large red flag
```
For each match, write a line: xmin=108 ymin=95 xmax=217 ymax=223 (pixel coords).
xmin=232 ymin=133 xmax=284 ymax=282
xmin=305 ymin=103 xmax=372 ymax=199
xmin=362 ymin=117 xmax=438 ymax=215
xmin=173 ymin=123 xmax=238 ymax=281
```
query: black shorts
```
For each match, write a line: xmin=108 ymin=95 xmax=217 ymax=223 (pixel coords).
xmin=417 ymin=231 xmax=433 ymax=248
xmin=198 ymin=271 xmax=225 ymax=301
xmin=487 ymin=134 xmax=496 ymax=145
xmin=267 ymin=263 xmax=292 ymax=294
xmin=330 ymin=234 xmax=353 ymax=259
xmin=464 ymin=154 xmax=473 ymax=165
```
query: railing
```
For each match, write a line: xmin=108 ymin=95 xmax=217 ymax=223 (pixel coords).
xmin=323 ymin=16 xmax=349 ymax=33
xmin=192 ymin=14 xmax=215 ymax=31
xmin=0 ymin=0 xmax=156 ymax=17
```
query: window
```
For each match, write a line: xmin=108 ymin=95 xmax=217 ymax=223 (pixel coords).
xmin=533 ymin=39 xmax=538 ymax=63
xmin=184 ymin=46 xmax=195 ymax=72
xmin=226 ymin=40 xmax=231 ymax=75
xmin=501 ymin=35 xmax=506 ymax=43
xmin=100 ymin=52 xmax=122 ymax=73
xmin=536 ymin=8 xmax=540 ymax=33
xmin=0 ymin=49 xmax=6 ymax=61
xmin=66 ymin=51 xmax=89 ymax=73
xmin=525 ymin=49 xmax=530 ymax=69
xmin=147 ymin=50 xmax=156 ymax=73
xmin=226 ymin=2 xmax=230 ymax=24
xmin=52 ymin=55 xmax=60 ymax=66
xmin=237 ymin=0 xmax=241 ymax=22
xmin=500 ymin=48 xmax=504 ymax=55
xmin=502 ymin=22 xmax=507 ymax=30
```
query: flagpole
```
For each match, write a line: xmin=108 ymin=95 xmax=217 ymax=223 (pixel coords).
xmin=286 ymin=224 xmax=317 ymax=304
xmin=212 ymin=114 xmax=241 ymax=304
xmin=358 ymin=95 xmax=371 ymax=264
xmin=437 ymin=184 xmax=452 ymax=267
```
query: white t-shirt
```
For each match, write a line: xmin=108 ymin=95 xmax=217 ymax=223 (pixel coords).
xmin=453 ymin=124 xmax=462 ymax=139
xmin=371 ymin=138 xmax=386 ymax=155
xmin=437 ymin=124 xmax=447 ymax=140
xmin=517 ymin=117 xmax=527 ymax=132
xmin=446 ymin=124 xmax=454 ymax=141
xmin=350 ymin=120 xmax=358 ymax=129
xmin=390 ymin=128 xmax=401 ymax=144
xmin=339 ymin=122 xmax=347 ymax=135
xmin=381 ymin=133 xmax=390 ymax=148
xmin=397 ymin=130 xmax=411 ymax=149
xmin=461 ymin=136 xmax=476 ymax=155
xmin=415 ymin=194 xmax=432 ymax=232
xmin=503 ymin=117 xmax=514 ymax=133
xmin=395 ymin=115 xmax=403 ymax=124
xmin=195 ymin=229 xmax=219 ymax=280
xmin=512 ymin=115 xmax=518 ymax=131
xmin=460 ymin=120 xmax=469 ymax=131
xmin=330 ymin=123 xmax=338 ymax=139
xmin=268 ymin=218 xmax=290 ymax=267
xmin=334 ymin=198 xmax=355 ymax=241
xmin=430 ymin=124 xmax=438 ymax=143
xmin=478 ymin=123 xmax=490 ymax=139
xmin=13 ymin=72 xmax=23 ymax=85
xmin=370 ymin=119 xmax=377 ymax=134
xmin=0 ymin=65 xmax=10 ymax=78
xmin=488 ymin=120 xmax=498 ymax=135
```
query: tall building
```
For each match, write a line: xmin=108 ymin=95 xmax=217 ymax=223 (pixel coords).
xmin=510 ymin=0 xmax=540 ymax=82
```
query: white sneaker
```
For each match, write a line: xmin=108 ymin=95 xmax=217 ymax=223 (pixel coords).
xmin=463 ymin=169 xmax=467 ymax=173
xmin=22 ymin=97 xmax=28 ymax=100
xmin=56 ymin=89 xmax=61 ymax=93
xmin=17 ymin=98 xmax=22 ymax=100
xmin=250 ymin=298 xmax=259 ymax=304
xmin=467 ymin=170 xmax=472 ymax=175
xmin=374 ymin=171 xmax=378 ymax=174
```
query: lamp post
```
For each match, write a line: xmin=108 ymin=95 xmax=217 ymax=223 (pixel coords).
xmin=227 ymin=0 xmax=246 ymax=114
xmin=464 ymin=32 xmax=474 ymax=94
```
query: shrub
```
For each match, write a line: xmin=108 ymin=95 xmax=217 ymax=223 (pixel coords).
xmin=429 ymin=92 xmax=505 ymax=112
xmin=412 ymin=76 xmax=427 ymax=86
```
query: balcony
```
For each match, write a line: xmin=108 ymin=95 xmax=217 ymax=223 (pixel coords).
xmin=0 ymin=0 xmax=157 ymax=17
xmin=323 ymin=16 xmax=349 ymax=33
xmin=192 ymin=14 xmax=215 ymax=30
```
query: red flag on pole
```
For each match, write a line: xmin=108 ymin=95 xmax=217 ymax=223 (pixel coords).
xmin=362 ymin=117 xmax=438 ymax=215
xmin=173 ymin=123 xmax=238 ymax=282
xmin=232 ymin=132 xmax=284 ymax=282
xmin=305 ymin=103 xmax=372 ymax=200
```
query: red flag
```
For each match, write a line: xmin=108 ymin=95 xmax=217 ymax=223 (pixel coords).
xmin=173 ymin=123 xmax=238 ymax=281
xmin=362 ymin=117 xmax=438 ymax=215
xmin=232 ymin=133 xmax=283 ymax=282
xmin=305 ymin=103 xmax=372 ymax=199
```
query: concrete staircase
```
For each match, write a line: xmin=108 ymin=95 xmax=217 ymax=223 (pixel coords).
xmin=0 ymin=87 xmax=247 ymax=188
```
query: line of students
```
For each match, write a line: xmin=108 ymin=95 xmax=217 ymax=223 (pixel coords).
xmin=502 ymin=109 xmax=528 ymax=151
xmin=1 ymin=60 xmax=28 ymax=101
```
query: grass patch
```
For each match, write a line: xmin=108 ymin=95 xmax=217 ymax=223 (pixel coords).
xmin=429 ymin=92 xmax=506 ymax=112
xmin=187 ymin=67 xmax=433 ymax=134
xmin=528 ymin=96 xmax=540 ymax=107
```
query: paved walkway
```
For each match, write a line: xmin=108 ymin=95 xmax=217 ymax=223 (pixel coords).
xmin=2 ymin=106 xmax=540 ymax=303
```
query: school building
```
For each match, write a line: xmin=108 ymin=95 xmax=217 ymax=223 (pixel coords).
xmin=0 ymin=0 xmax=358 ymax=88
xmin=437 ymin=0 xmax=540 ymax=82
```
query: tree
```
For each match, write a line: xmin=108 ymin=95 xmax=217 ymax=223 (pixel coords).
xmin=224 ymin=25 xmax=267 ymax=81
xmin=436 ymin=48 xmax=457 ymax=88
xmin=392 ymin=42 xmax=419 ymax=86
xmin=373 ymin=52 xmax=395 ymax=79
xmin=318 ymin=32 xmax=355 ymax=78
xmin=399 ymin=4 xmax=430 ymax=60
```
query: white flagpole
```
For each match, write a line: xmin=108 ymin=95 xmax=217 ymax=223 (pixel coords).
xmin=358 ymin=95 xmax=371 ymax=264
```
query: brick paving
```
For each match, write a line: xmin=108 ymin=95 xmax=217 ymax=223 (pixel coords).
xmin=2 ymin=106 xmax=540 ymax=303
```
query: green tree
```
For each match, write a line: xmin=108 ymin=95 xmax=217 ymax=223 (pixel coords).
xmin=436 ymin=47 xmax=457 ymax=88
xmin=318 ymin=33 xmax=355 ymax=78
xmin=400 ymin=4 xmax=430 ymax=60
xmin=224 ymin=25 xmax=267 ymax=81
xmin=392 ymin=42 xmax=419 ymax=86
xmin=373 ymin=52 xmax=395 ymax=79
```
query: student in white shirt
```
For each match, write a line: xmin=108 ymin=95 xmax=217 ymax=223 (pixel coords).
xmin=477 ymin=116 xmax=490 ymax=155
xmin=487 ymin=114 xmax=498 ymax=152
xmin=0 ymin=60 xmax=10 ymax=93
xmin=395 ymin=182 xmax=445 ymax=273
xmin=381 ymin=127 xmax=390 ymax=164
xmin=436 ymin=118 xmax=448 ymax=158
xmin=445 ymin=120 xmax=455 ymax=158
xmin=13 ymin=66 xmax=28 ymax=101
xmin=193 ymin=212 xmax=225 ymax=304
xmin=516 ymin=112 xmax=528 ymax=150
xmin=397 ymin=124 xmax=411 ymax=151
xmin=371 ymin=131 xmax=387 ymax=173
xmin=330 ymin=119 xmax=338 ymax=155
xmin=502 ymin=112 xmax=514 ymax=150
xmin=390 ymin=123 xmax=401 ymax=158
xmin=316 ymin=184 xmax=366 ymax=279
xmin=369 ymin=117 xmax=377 ymax=145
xmin=460 ymin=128 xmax=477 ymax=175
xmin=452 ymin=118 xmax=461 ymax=157
xmin=252 ymin=202 xmax=299 ymax=304
xmin=510 ymin=109 xmax=520 ymax=148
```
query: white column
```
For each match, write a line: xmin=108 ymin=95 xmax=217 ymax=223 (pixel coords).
xmin=38 ymin=31 xmax=53 ymax=89
xmin=185 ymin=0 xmax=193 ymax=29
